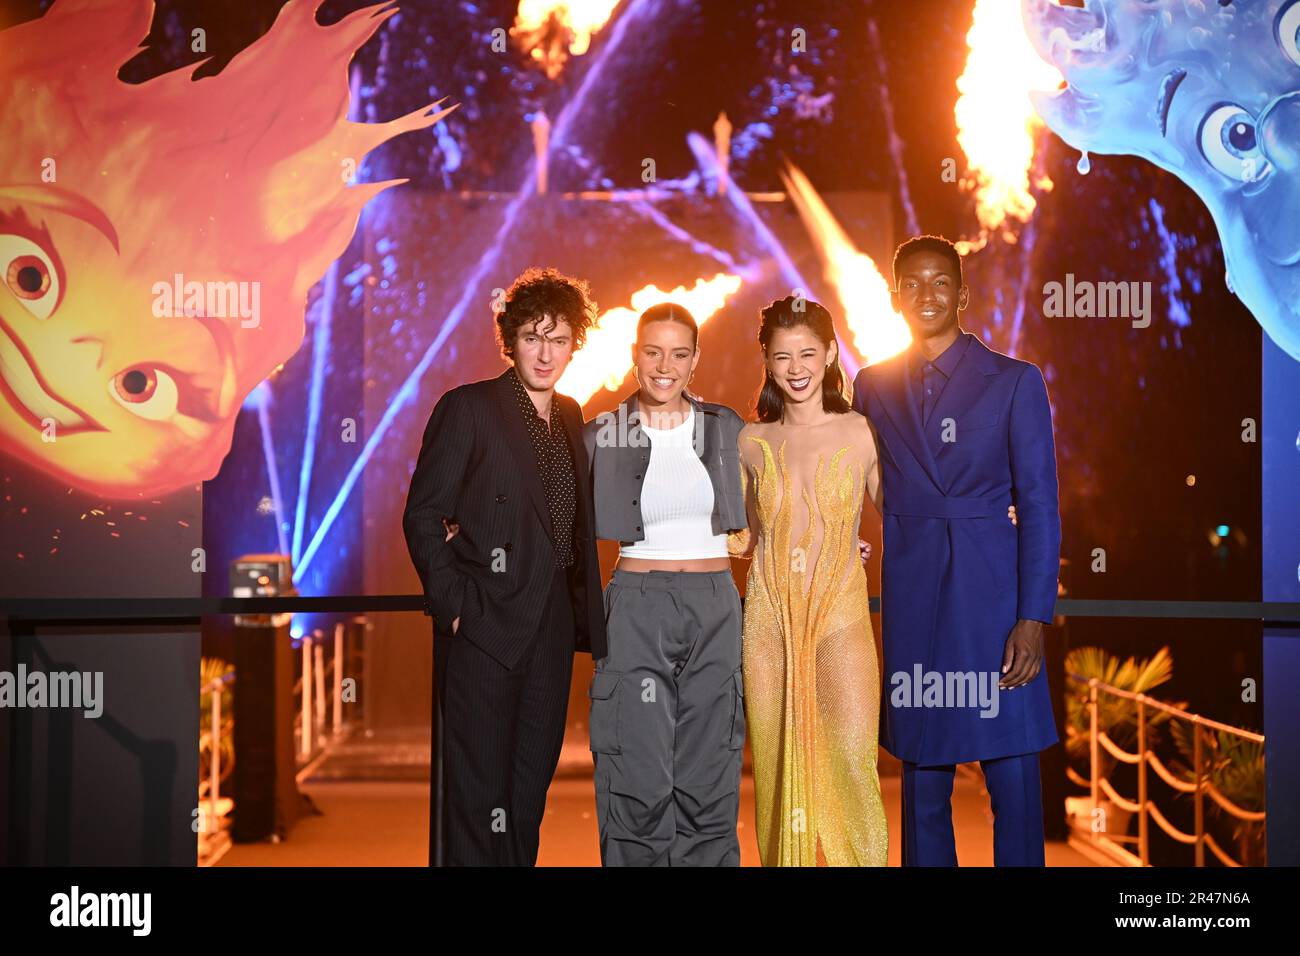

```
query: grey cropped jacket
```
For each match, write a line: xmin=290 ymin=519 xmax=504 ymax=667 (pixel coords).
xmin=581 ymin=390 xmax=747 ymax=542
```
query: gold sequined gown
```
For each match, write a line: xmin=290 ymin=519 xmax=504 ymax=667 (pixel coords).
xmin=733 ymin=420 xmax=888 ymax=867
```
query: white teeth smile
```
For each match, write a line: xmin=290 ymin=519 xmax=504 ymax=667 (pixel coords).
xmin=788 ymin=377 xmax=811 ymax=389
xmin=652 ymin=378 xmax=674 ymax=387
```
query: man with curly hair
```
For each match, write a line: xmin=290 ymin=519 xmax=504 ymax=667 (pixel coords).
xmin=404 ymin=267 xmax=607 ymax=866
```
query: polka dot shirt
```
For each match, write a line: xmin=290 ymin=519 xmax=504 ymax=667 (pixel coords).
xmin=507 ymin=365 xmax=576 ymax=569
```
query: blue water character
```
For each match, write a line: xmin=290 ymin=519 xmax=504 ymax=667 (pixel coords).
xmin=1022 ymin=0 xmax=1300 ymax=360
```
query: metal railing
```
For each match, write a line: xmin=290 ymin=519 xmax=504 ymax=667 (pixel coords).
xmin=197 ymin=668 xmax=235 ymax=866
xmin=3 ymin=594 xmax=1299 ymax=622
xmin=1065 ymin=673 xmax=1266 ymax=867
xmin=195 ymin=618 xmax=367 ymax=866
xmin=6 ymin=593 xmax=1290 ymax=867
xmin=294 ymin=620 xmax=360 ymax=772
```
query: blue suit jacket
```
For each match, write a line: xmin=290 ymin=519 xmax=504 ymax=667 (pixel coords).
xmin=853 ymin=333 xmax=1061 ymax=764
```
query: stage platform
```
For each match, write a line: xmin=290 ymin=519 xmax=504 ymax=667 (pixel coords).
xmin=214 ymin=727 xmax=1096 ymax=867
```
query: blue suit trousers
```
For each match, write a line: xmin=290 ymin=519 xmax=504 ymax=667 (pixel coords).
xmin=901 ymin=752 xmax=1045 ymax=866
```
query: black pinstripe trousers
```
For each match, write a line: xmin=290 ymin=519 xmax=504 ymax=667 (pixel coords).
xmin=432 ymin=566 xmax=574 ymax=866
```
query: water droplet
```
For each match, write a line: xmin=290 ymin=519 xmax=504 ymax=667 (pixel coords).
xmin=1076 ymin=150 xmax=1091 ymax=175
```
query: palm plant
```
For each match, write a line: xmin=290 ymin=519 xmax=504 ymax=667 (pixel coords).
xmin=1064 ymin=645 xmax=1186 ymax=780
xmin=199 ymin=656 xmax=236 ymax=791
xmin=1170 ymin=721 xmax=1266 ymax=866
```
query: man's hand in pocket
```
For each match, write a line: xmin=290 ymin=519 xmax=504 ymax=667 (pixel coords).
xmin=442 ymin=517 xmax=461 ymax=634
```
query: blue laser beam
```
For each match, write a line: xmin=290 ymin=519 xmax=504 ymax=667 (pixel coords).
xmin=295 ymin=0 xmax=665 ymax=583
xmin=688 ymin=131 xmax=860 ymax=380
xmin=253 ymin=383 xmax=290 ymax=558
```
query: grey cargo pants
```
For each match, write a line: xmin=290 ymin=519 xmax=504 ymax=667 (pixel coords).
xmin=588 ymin=569 xmax=745 ymax=866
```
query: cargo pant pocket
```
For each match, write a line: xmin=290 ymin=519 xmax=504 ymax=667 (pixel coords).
xmin=728 ymin=668 xmax=746 ymax=750
xmin=588 ymin=669 xmax=623 ymax=755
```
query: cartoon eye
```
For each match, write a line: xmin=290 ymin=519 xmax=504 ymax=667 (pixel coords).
xmin=1198 ymin=104 xmax=1269 ymax=182
xmin=1 ymin=234 xmax=61 ymax=319
xmin=108 ymin=366 xmax=179 ymax=420
xmin=1278 ymin=0 xmax=1300 ymax=67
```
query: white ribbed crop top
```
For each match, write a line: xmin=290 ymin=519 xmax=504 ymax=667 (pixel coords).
xmin=618 ymin=407 xmax=730 ymax=560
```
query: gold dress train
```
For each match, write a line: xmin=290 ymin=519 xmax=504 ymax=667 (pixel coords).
xmin=738 ymin=432 xmax=888 ymax=866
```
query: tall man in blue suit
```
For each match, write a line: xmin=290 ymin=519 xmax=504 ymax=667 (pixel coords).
xmin=853 ymin=235 xmax=1061 ymax=866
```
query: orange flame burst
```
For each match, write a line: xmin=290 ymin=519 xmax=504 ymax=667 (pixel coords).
xmin=557 ymin=274 xmax=742 ymax=406
xmin=512 ymin=0 xmax=620 ymax=80
xmin=954 ymin=0 xmax=1063 ymax=239
xmin=780 ymin=163 xmax=911 ymax=367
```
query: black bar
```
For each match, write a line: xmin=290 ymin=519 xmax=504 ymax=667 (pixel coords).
xmin=0 ymin=595 xmax=424 ymax=620
xmin=2 ymin=595 xmax=1299 ymax=623
xmin=1054 ymin=599 xmax=1300 ymax=622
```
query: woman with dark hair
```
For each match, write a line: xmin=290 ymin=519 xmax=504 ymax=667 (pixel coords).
xmin=732 ymin=295 xmax=889 ymax=866
xmin=581 ymin=302 xmax=749 ymax=866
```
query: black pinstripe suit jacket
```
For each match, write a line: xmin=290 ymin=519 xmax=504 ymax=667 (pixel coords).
xmin=402 ymin=369 xmax=607 ymax=668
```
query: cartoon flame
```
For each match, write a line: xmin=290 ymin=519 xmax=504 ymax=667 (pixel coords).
xmin=0 ymin=0 xmax=453 ymax=497
xmin=954 ymin=0 xmax=1063 ymax=238
xmin=779 ymin=163 xmax=911 ymax=367
xmin=558 ymin=274 xmax=742 ymax=406
xmin=512 ymin=0 xmax=620 ymax=80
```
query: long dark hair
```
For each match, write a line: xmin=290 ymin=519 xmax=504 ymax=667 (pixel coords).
xmin=755 ymin=295 xmax=852 ymax=423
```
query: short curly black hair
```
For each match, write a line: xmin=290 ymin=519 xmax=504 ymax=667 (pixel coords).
xmin=892 ymin=234 xmax=964 ymax=287
xmin=495 ymin=267 xmax=598 ymax=359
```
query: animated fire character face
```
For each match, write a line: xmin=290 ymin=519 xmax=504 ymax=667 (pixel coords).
xmin=1022 ymin=0 xmax=1300 ymax=361
xmin=0 ymin=0 xmax=452 ymax=497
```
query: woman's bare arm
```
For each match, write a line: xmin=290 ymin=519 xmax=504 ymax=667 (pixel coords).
xmin=728 ymin=429 xmax=759 ymax=561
